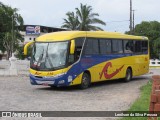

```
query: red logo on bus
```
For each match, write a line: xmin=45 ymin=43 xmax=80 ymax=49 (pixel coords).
xmin=100 ymin=62 xmax=124 ymax=79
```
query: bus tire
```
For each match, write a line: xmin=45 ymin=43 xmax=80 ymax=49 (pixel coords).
xmin=80 ymin=73 xmax=90 ymax=89
xmin=124 ymin=68 xmax=132 ymax=82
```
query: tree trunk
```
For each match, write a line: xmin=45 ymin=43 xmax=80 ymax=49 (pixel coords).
xmin=6 ymin=50 xmax=12 ymax=60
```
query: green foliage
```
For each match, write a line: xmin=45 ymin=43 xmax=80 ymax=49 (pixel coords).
xmin=126 ymin=21 xmax=160 ymax=58
xmin=3 ymin=32 xmax=12 ymax=59
xmin=62 ymin=3 xmax=106 ymax=31
xmin=153 ymin=37 xmax=160 ymax=59
xmin=0 ymin=33 xmax=5 ymax=53
xmin=0 ymin=2 xmax=24 ymax=59
xmin=16 ymin=46 xmax=25 ymax=60
xmin=62 ymin=12 xmax=79 ymax=30
xmin=16 ymin=45 xmax=32 ymax=60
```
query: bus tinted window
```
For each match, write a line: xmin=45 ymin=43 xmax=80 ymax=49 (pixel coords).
xmin=142 ymin=41 xmax=148 ymax=53
xmin=75 ymin=38 xmax=84 ymax=47
xmin=124 ymin=40 xmax=134 ymax=53
xmin=99 ymin=39 xmax=111 ymax=54
xmin=134 ymin=41 xmax=142 ymax=53
xmin=84 ymin=38 xmax=99 ymax=55
xmin=112 ymin=40 xmax=123 ymax=53
xmin=74 ymin=38 xmax=84 ymax=60
xmin=69 ymin=38 xmax=85 ymax=63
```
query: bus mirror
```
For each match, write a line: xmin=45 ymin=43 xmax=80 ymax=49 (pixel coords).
xmin=24 ymin=41 xmax=34 ymax=55
xmin=70 ymin=40 xmax=75 ymax=54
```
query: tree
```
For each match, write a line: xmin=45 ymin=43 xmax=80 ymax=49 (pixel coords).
xmin=61 ymin=12 xmax=79 ymax=30
xmin=0 ymin=2 xmax=6 ymax=53
xmin=76 ymin=3 xmax=106 ymax=31
xmin=3 ymin=32 xmax=12 ymax=59
xmin=153 ymin=37 xmax=160 ymax=59
xmin=16 ymin=46 xmax=25 ymax=60
xmin=62 ymin=3 xmax=106 ymax=31
xmin=0 ymin=2 xmax=24 ymax=59
xmin=126 ymin=21 xmax=160 ymax=58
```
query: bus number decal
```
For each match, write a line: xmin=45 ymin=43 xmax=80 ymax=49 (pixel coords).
xmin=47 ymin=72 xmax=54 ymax=75
xmin=100 ymin=62 xmax=124 ymax=79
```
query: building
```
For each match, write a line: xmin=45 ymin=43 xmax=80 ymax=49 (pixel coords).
xmin=0 ymin=25 xmax=66 ymax=60
xmin=19 ymin=25 xmax=66 ymax=44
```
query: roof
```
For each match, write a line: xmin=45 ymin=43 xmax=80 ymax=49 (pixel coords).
xmin=36 ymin=31 xmax=148 ymax=42
xmin=18 ymin=25 xmax=66 ymax=32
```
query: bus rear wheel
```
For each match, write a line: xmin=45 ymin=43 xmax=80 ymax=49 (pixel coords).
xmin=124 ymin=68 xmax=132 ymax=82
xmin=80 ymin=73 xmax=90 ymax=89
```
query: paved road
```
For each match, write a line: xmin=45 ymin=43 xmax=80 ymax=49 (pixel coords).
xmin=0 ymin=74 xmax=151 ymax=120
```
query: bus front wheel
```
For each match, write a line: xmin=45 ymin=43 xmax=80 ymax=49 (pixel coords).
xmin=80 ymin=73 xmax=90 ymax=89
xmin=124 ymin=68 xmax=132 ymax=82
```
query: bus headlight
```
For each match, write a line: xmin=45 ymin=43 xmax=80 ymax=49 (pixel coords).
xmin=68 ymin=75 xmax=73 ymax=82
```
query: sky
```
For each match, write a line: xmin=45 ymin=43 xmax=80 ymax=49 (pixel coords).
xmin=1 ymin=0 xmax=160 ymax=33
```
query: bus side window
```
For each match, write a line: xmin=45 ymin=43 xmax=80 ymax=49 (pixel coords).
xmin=124 ymin=40 xmax=134 ymax=53
xmin=142 ymin=41 xmax=148 ymax=54
xmin=134 ymin=41 xmax=142 ymax=54
xmin=74 ymin=38 xmax=84 ymax=61
xmin=112 ymin=39 xmax=123 ymax=53
xmin=99 ymin=39 xmax=111 ymax=54
xmin=84 ymin=38 xmax=99 ymax=55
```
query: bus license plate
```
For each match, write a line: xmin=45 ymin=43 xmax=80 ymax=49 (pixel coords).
xmin=36 ymin=80 xmax=55 ymax=85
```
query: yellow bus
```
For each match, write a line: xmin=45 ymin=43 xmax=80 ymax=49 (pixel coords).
xmin=24 ymin=31 xmax=149 ymax=89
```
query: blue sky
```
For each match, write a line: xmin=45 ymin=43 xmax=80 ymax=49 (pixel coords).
xmin=1 ymin=0 xmax=160 ymax=33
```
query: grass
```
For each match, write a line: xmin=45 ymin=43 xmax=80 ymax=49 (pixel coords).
xmin=120 ymin=80 xmax=160 ymax=120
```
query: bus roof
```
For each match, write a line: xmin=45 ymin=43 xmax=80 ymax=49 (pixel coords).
xmin=36 ymin=31 xmax=148 ymax=42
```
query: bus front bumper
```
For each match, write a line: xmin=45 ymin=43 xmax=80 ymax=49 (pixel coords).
xmin=29 ymin=74 xmax=71 ymax=87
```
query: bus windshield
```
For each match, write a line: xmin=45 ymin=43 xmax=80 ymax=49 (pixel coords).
xmin=31 ymin=41 xmax=69 ymax=71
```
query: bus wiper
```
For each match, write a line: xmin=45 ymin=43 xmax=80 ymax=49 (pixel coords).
xmin=36 ymin=49 xmax=44 ymax=69
xmin=45 ymin=43 xmax=54 ymax=69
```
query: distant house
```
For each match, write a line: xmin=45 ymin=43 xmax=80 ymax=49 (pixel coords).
xmin=19 ymin=25 xmax=66 ymax=45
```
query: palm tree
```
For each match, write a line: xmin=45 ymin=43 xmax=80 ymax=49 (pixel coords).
xmin=62 ymin=3 xmax=106 ymax=31
xmin=61 ymin=12 xmax=79 ymax=30
xmin=76 ymin=3 xmax=106 ymax=31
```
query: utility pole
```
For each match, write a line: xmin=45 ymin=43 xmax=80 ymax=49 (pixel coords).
xmin=130 ymin=0 xmax=133 ymax=34
xmin=12 ymin=14 xmax=14 ymax=57
xmin=132 ymin=10 xmax=135 ymax=35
